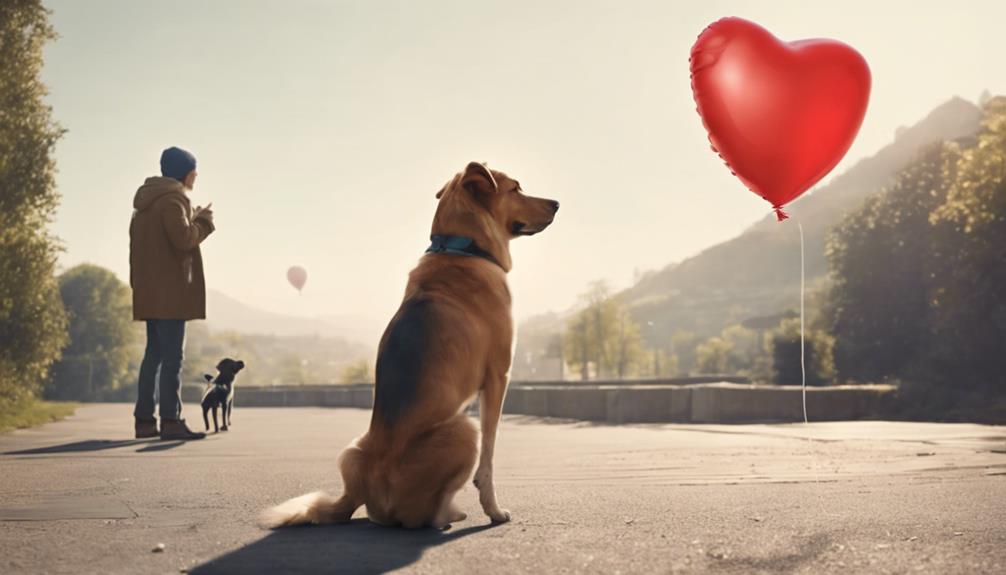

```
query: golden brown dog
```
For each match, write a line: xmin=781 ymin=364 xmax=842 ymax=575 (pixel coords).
xmin=262 ymin=162 xmax=558 ymax=529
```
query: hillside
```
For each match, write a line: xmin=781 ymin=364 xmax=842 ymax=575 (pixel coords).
xmin=515 ymin=97 xmax=984 ymax=364
xmin=205 ymin=289 xmax=380 ymax=345
xmin=623 ymin=97 xmax=982 ymax=344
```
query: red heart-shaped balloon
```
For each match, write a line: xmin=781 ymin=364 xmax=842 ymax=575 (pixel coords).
xmin=690 ymin=17 xmax=870 ymax=220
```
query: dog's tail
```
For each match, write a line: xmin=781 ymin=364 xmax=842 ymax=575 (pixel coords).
xmin=259 ymin=442 xmax=368 ymax=529
xmin=259 ymin=491 xmax=353 ymax=528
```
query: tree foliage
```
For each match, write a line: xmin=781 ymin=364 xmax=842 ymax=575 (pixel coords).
xmin=0 ymin=1 xmax=67 ymax=407
xmin=769 ymin=318 xmax=835 ymax=386
xmin=927 ymin=98 xmax=1006 ymax=390
xmin=340 ymin=359 xmax=373 ymax=384
xmin=563 ymin=281 xmax=647 ymax=379
xmin=46 ymin=265 xmax=136 ymax=400
xmin=825 ymin=97 xmax=1006 ymax=399
xmin=695 ymin=337 xmax=732 ymax=374
xmin=825 ymin=143 xmax=958 ymax=381
xmin=180 ymin=323 xmax=371 ymax=389
xmin=670 ymin=329 xmax=700 ymax=374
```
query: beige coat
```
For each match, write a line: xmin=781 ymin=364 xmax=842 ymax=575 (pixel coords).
xmin=129 ymin=177 xmax=214 ymax=320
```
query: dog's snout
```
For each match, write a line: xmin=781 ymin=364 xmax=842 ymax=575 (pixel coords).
xmin=547 ymin=200 xmax=559 ymax=213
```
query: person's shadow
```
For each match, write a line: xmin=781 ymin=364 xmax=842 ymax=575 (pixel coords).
xmin=3 ymin=438 xmax=185 ymax=455
xmin=191 ymin=518 xmax=501 ymax=575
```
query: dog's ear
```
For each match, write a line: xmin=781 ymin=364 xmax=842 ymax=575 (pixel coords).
xmin=435 ymin=182 xmax=447 ymax=199
xmin=461 ymin=162 xmax=497 ymax=196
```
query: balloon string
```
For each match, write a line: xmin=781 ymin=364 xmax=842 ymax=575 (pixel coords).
xmin=797 ymin=220 xmax=820 ymax=487
xmin=798 ymin=220 xmax=807 ymax=426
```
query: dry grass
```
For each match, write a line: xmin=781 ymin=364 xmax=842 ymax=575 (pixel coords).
xmin=0 ymin=398 xmax=77 ymax=433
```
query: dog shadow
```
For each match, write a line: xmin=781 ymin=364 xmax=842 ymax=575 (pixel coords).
xmin=3 ymin=438 xmax=185 ymax=455
xmin=191 ymin=518 xmax=501 ymax=575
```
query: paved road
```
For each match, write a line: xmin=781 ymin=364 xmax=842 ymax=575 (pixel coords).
xmin=1 ymin=404 xmax=1005 ymax=574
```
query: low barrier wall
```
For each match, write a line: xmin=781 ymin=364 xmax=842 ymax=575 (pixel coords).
xmin=183 ymin=381 xmax=896 ymax=424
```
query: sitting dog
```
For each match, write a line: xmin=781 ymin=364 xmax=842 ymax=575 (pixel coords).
xmin=201 ymin=358 xmax=245 ymax=433
xmin=263 ymin=161 xmax=558 ymax=529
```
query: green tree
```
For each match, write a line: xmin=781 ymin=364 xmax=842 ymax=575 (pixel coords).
xmin=340 ymin=359 xmax=373 ymax=384
xmin=0 ymin=1 xmax=67 ymax=409
xmin=721 ymin=324 xmax=759 ymax=372
xmin=278 ymin=354 xmax=308 ymax=385
xmin=927 ymin=97 xmax=1006 ymax=391
xmin=670 ymin=329 xmax=700 ymax=374
xmin=46 ymin=265 xmax=135 ymax=400
xmin=824 ymin=96 xmax=1006 ymax=407
xmin=562 ymin=281 xmax=648 ymax=379
xmin=564 ymin=310 xmax=592 ymax=380
xmin=825 ymin=143 xmax=958 ymax=382
xmin=770 ymin=318 xmax=835 ymax=387
xmin=695 ymin=337 xmax=732 ymax=374
xmin=563 ymin=281 xmax=617 ymax=380
xmin=639 ymin=348 xmax=677 ymax=378
xmin=544 ymin=332 xmax=565 ymax=380
xmin=583 ymin=281 xmax=617 ymax=377
xmin=606 ymin=304 xmax=645 ymax=378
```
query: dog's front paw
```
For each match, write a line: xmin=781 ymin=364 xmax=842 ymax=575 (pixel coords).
xmin=221 ymin=426 xmax=228 ymax=432
xmin=488 ymin=508 xmax=511 ymax=524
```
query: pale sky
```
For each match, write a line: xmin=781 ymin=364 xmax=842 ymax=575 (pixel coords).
xmin=42 ymin=0 xmax=1006 ymax=331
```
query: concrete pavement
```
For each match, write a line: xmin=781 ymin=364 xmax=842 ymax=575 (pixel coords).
xmin=1 ymin=404 xmax=1005 ymax=574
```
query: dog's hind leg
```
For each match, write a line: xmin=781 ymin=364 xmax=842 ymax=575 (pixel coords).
xmin=473 ymin=376 xmax=511 ymax=523
xmin=431 ymin=417 xmax=478 ymax=529
xmin=211 ymin=406 xmax=219 ymax=433
xmin=202 ymin=403 xmax=210 ymax=431
xmin=392 ymin=414 xmax=477 ymax=529
xmin=433 ymin=496 xmax=468 ymax=530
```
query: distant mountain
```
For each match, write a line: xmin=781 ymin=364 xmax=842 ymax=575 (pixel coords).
xmin=517 ymin=96 xmax=985 ymax=354
xmin=205 ymin=289 xmax=379 ymax=347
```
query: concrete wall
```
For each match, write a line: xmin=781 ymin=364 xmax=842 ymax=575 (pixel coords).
xmin=510 ymin=375 xmax=750 ymax=387
xmin=182 ymin=384 xmax=373 ymax=409
xmin=185 ymin=382 xmax=896 ymax=424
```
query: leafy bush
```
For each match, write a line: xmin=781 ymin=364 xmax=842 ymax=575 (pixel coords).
xmin=769 ymin=318 xmax=835 ymax=386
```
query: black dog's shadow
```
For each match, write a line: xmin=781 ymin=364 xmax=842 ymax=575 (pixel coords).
xmin=191 ymin=518 xmax=501 ymax=575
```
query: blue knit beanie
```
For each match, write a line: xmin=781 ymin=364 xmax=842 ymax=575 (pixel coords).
xmin=160 ymin=147 xmax=197 ymax=181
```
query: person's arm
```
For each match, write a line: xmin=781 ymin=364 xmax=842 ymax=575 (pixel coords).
xmin=162 ymin=196 xmax=214 ymax=251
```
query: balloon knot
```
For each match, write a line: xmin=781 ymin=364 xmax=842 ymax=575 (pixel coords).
xmin=774 ymin=206 xmax=789 ymax=222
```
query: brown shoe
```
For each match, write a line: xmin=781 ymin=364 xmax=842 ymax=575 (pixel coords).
xmin=160 ymin=419 xmax=206 ymax=441
xmin=135 ymin=418 xmax=159 ymax=439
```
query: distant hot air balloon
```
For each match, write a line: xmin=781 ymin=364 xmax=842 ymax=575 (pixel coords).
xmin=286 ymin=266 xmax=307 ymax=293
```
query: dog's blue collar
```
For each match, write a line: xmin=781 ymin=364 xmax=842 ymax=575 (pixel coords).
xmin=426 ymin=234 xmax=503 ymax=269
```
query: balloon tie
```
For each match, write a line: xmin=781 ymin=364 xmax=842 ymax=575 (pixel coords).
xmin=774 ymin=206 xmax=789 ymax=221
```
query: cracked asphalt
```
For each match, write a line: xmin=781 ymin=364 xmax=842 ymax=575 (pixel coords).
xmin=1 ymin=404 xmax=1005 ymax=574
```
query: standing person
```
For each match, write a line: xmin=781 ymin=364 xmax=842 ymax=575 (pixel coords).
xmin=130 ymin=147 xmax=215 ymax=440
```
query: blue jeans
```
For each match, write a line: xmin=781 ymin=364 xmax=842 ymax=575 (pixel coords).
xmin=133 ymin=320 xmax=186 ymax=420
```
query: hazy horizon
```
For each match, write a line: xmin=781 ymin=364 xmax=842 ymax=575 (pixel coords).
xmin=42 ymin=0 xmax=1006 ymax=334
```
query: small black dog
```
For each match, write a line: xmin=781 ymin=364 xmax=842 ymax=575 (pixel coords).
xmin=201 ymin=358 xmax=245 ymax=433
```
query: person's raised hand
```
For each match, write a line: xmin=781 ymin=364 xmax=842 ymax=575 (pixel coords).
xmin=194 ymin=202 xmax=214 ymax=226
